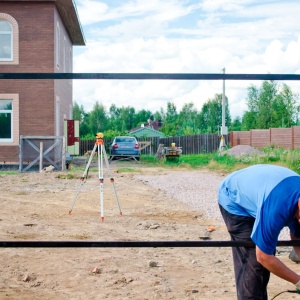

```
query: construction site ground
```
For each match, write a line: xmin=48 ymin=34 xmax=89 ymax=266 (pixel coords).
xmin=0 ymin=161 xmax=299 ymax=300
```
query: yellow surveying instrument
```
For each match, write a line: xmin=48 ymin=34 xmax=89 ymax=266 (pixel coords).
xmin=68 ymin=133 xmax=122 ymax=221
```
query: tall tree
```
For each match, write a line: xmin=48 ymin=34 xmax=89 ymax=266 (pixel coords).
xmin=160 ymin=102 xmax=179 ymax=136
xmin=134 ymin=109 xmax=152 ymax=127
xmin=177 ymin=102 xmax=200 ymax=135
xmin=89 ymin=101 xmax=109 ymax=134
xmin=272 ymin=84 xmax=298 ymax=127
xmin=242 ymin=81 xmax=299 ymax=130
xmin=118 ymin=106 xmax=136 ymax=132
xmin=230 ymin=116 xmax=242 ymax=131
xmin=256 ymin=81 xmax=277 ymax=129
xmin=199 ymin=94 xmax=231 ymax=133
xmin=73 ymin=101 xmax=90 ymax=137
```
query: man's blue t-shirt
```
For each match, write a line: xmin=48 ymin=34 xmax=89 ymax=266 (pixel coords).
xmin=218 ymin=164 xmax=300 ymax=255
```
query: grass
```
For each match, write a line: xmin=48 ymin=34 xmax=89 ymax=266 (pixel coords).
xmin=0 ymin=171 xmax=19 ymax=175
xmin=117 ymin=167 xmax=141 ymax=173
xmin=139 ymin=146 xmax=300 ymax=174
xmin=56 ymin=173 xmax=76 ymax=179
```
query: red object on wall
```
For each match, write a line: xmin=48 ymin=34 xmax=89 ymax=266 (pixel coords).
xmin=67 ymin=120 xmax=79 ymax=146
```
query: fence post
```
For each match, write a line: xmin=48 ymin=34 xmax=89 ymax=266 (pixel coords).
xmin=39 ymin=142 xmax=43 ymax=172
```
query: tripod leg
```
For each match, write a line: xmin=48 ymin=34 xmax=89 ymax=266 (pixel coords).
xmin=68 ymin=143 xmax=97 ymax=214
xmin=98 ymin=144 xmax=105 ymax=222
xmin=69 ymin=180 xmax=85 ymax=214
xmin=102 ymin=144 xmax=122 ymax=216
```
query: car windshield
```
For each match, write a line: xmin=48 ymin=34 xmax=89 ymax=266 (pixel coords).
xmin=115 ymin=137 xmax=135 ymax=143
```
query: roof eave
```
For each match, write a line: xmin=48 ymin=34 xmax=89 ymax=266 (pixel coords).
xmin=56 ymin=0 xmax=85 ymax=45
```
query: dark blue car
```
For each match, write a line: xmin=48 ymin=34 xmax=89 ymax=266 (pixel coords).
xmin=109 ymin=136 xmax=140 ymax=161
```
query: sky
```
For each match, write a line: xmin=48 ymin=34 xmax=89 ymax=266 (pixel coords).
xmin=72 ymin=0 xmax=300 ymax=119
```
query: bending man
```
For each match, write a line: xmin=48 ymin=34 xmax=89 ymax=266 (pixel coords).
xmin=218 ymin=164 xmax=300 ymax=299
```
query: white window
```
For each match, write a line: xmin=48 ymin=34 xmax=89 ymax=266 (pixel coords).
xmin=0 ymin=94 xmax=19 ymax=145
xmin=0 ymin=20 xmax=12 ymax=61
xmin=0 ymin=100 xmax=13 ymax=141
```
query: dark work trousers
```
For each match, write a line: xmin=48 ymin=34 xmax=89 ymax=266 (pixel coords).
xmin=219 ymin=204 xmax=270 ymax=300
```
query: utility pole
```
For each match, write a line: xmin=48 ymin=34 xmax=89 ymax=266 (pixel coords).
xmin=219 ymin=68 xmax=227 ymax=152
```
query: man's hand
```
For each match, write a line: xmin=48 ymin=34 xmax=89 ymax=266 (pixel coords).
xmin=295 ymin=280 xmax=300 ymax=293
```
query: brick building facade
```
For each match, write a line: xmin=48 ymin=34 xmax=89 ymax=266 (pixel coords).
xmin=0 ymin=0 xmax=85 ymax=164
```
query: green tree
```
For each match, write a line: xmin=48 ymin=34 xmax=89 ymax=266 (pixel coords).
xmin=73 ymin=101 xmax=90 ymax=137
xmin=160 ymin=102 xmax=178 ymax=136
xmin=241 ymin=111 xmax=256 ymax=130
xmin=108 ymin=104 xmax=123 ymax=133
xmin=272 ymin=84 xmax=298 ymax=127
xmin=242 ymin=81 xmax=299 ymax=130
xmin=134 ymin=109 xmax=152 ymax=127
xmin=89 ymin=101 xmax=109 ymax=134
xmin=177 ymin=102 xmax=200 ymax=135
xmin=230 ymin=116 xmax=242 ymax=131
xmin=256 ymin=81 xmax=277 ymax=129
xmin=119 ymin=106 xmax=136 ymax=132
xmin=199 ymin=94 xmax=231 ymax=133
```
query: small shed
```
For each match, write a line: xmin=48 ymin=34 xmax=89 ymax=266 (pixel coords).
xmin=129 ymin=127 xmax=165 ymax=138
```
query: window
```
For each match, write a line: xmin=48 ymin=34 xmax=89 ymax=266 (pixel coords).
xmin=0 ymin=14 xmax=19 ymax=64
xmin=0 ymin=100 xmax=13 ymax=141
xmin=0 ymin=20 xmax=12 ymax=61
xmin=0 ymin=95 xmax=19 ymax=145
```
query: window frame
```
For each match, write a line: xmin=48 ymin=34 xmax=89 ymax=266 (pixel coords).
xmin=0 ymin=13 xmax=19 ymax=65
xmin=0 ymin=20 xmax=13 ymax=61
xmin=0 ymin=100 xmax=13 ymax=142
xmin=0 ymin=94 xmax=19 ymax=145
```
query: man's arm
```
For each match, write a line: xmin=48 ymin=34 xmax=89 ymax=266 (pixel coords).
xmin=256 ymin=246 xmax=300 ymax=284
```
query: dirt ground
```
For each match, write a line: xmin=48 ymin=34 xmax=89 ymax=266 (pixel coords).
xmin=0 ymin=162 xmax=300 ymax=300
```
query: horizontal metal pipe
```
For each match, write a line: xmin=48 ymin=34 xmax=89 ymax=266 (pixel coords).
xmin=0 ymin=73 xmax=300 ymax=80
xmin=1 ymin=240 xmax=300 ymax=248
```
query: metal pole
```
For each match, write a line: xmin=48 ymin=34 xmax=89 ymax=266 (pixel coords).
xmin=1 ymin=240 xmax=300 ymax=248
xmin=39 ymin=142 xmax=43 ymax=172
xmin=222 ymin=68 xmax=226 ymax=130
xmin=219 ymin=68 xmax=227 ymax=152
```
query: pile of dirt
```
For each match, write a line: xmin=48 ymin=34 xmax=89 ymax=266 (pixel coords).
xmin=224 ymin=145 xmax=265 ymax=157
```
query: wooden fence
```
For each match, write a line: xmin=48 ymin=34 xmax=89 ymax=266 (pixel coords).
xmin=230 ymin=126 xmax=300 ymax=149
xmin=79 ymin=127 xmax=300 ymax=157
xmin=79 ymin=134 xmax=230 ymax=156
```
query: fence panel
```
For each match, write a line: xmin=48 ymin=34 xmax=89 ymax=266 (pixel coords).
xmin=230 ymin=131 xmax=250 ymax=147
xmin=270 ymin=128 xmax=293 ymax=149
xmin=251 ymin=130 xmax=270 ymax=148
xmin=78 ymin=134 xmax=230 ymax=156
xmin=230 ymin=126 xmax=300 ymax=149
xmin=293 ymin=127 xmax=300 ymax=149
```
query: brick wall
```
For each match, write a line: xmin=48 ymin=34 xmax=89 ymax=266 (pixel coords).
xmin=0 ymin=2 xmax=73 ymax=163
xmin=231 ymin=127 xmax=300 ymax=149
xmin=54 ymin=9 xmax=73 ymax=136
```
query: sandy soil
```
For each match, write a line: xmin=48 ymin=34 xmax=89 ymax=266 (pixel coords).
xmin=0 ymin=162 xmax=299 ymax=300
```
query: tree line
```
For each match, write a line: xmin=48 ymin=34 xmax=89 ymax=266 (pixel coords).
xmin=73 ymin=81 xmax=300 ymax=139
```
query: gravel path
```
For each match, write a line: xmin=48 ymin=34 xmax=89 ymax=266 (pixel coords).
xmin=135 ymin=170 xmax=290 ymax=239
xmin=135 ymin=171 xmax=224 ymax=222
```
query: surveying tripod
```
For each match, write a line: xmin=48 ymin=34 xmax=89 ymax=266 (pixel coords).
xmin=68 ymin=133 xmax=122 ymax=221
